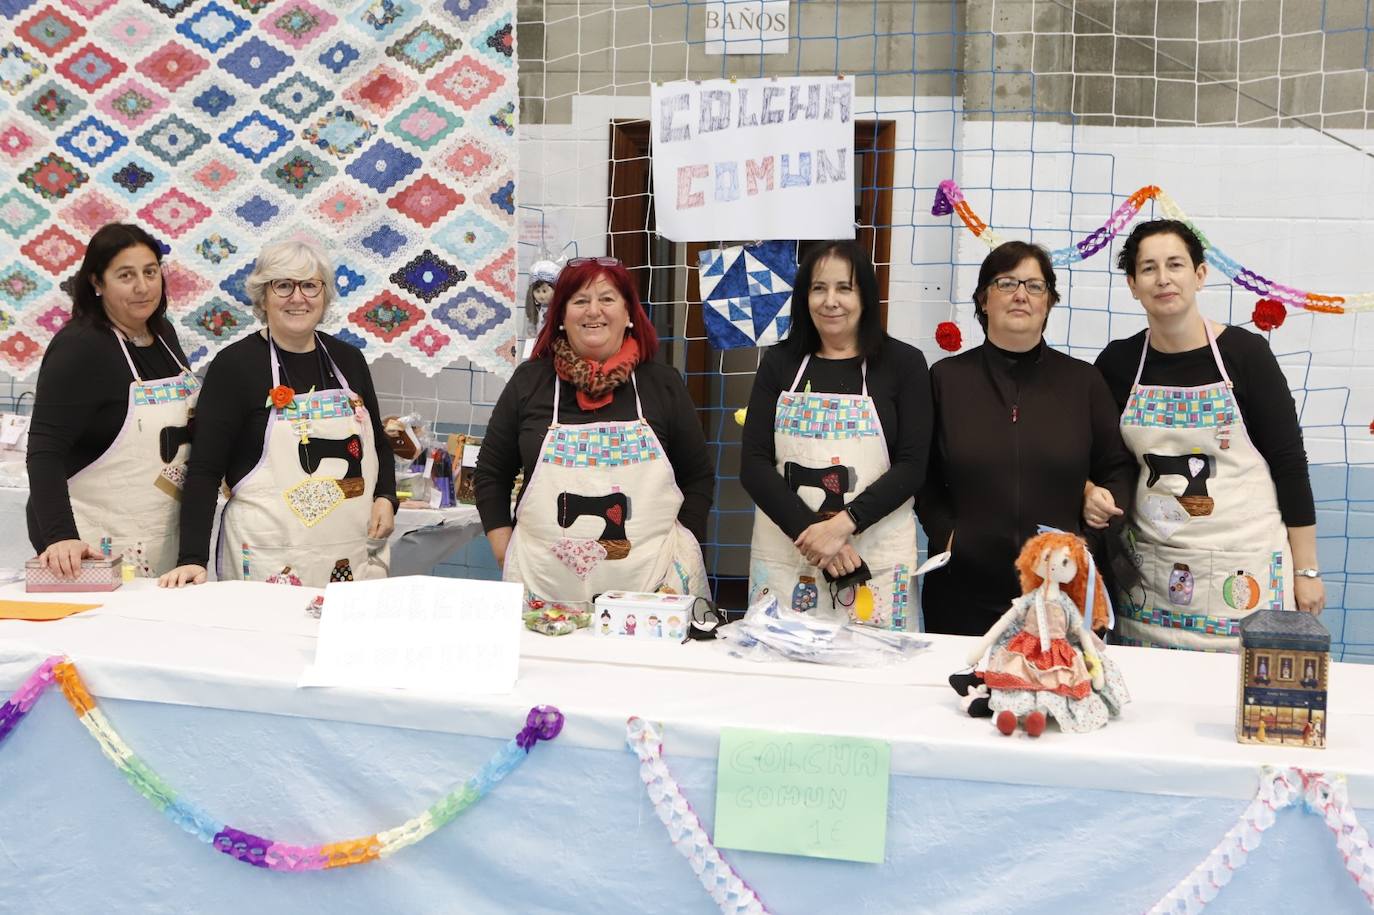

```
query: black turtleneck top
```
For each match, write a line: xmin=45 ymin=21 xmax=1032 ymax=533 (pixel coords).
xmin=916 ymin=339 xmax=1137 ymax=635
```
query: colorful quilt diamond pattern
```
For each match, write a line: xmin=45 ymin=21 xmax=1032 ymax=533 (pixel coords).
xmin=0 ymin=0 xmax=517 ymax=379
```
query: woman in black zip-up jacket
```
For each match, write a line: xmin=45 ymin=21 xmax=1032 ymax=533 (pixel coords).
xmin=916 ymin=241 xmax=1135 ymax=635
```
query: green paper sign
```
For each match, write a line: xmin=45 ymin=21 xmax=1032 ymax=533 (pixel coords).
xmin=713 ymin=727 xmax=890 ymax=864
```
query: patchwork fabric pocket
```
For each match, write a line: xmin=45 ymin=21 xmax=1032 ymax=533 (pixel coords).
xmin=551 ymin=537 xmax=607 ymax=580
xmin=283 ymin=478 xmax=345 ymax=528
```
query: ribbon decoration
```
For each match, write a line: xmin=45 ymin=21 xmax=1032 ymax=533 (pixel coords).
xmin=1150 ymin=767 xmax=1374 ymax=914
xmin=0 ymin=656 xmax=563 ymax=871
xmin=933 ymin=180 xmax=1372 ymax=315
xmin=626 ymin=717 xmax=770 ymax=915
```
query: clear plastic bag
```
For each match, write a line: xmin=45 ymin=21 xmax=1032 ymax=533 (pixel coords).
xmin=727 ymin=594 xmax=930 ymax=667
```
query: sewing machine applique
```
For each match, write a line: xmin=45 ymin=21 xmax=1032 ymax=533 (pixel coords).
xmin=556 ymin=489 xmax=632 ymax=560
xmin=153 ymin=418 xmax=194 ymax=500
xmin=299 ymin=433 xmax=366 ymax=497
xmin=783 ymin=460 xmax=855 ymax=520
xmin=1143 ymin=449 xmax=1216 ymax=517
xmin=282 ymin=433 xmax=367 ymax=527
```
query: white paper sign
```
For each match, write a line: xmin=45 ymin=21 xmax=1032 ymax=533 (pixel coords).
xmin=0 ymin=414 xmax=30 ymax=448
xmin=703 ymin=0 xmax=790 ymax=55
xmin=650 ymin=76 xmax=855 ymax=242
xmin=299 ymin=576 xmax=522 ymax=694
xmin=461 ymin=443 xmax=481 ymax=468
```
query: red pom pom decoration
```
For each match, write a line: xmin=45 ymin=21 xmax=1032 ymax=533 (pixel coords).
xmin=935 ymin=321 xmax=962 ymax=352
xmin=1252 ymin=298 xmax=1286 ymax=332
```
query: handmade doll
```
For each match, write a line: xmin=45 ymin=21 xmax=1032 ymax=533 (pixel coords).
xmin=958 ymin=531 xmax=1129 ymax=736
xmin=525 ymin=259 xmax=561 ymax=335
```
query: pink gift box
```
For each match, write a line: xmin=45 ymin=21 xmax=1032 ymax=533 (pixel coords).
xmin=24 ymin=557 xmax=123 ymax=593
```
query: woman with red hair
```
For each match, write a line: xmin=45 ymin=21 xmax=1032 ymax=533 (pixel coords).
xmin=474 ymin=257 xmax=713 ymax=609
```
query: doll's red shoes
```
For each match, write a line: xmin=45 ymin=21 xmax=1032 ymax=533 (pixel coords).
xmin=995 ymin=710 xmax=1047 ymax=737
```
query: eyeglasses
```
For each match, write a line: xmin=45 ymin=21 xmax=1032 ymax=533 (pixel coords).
xmin=269 ymin=279 xmax=325 ymax=298
xmin=566 ymin=257 xmax=622 ymax=268
xmin=990 ymin=277 xmax=1049 ymax=296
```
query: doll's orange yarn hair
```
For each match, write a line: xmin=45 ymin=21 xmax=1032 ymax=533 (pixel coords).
xmin=1015 ymin=531 xmax=1111 ymax=631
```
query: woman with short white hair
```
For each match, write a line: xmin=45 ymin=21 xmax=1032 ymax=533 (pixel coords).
xmin=161 ymin=241 xmax=396 ymax=588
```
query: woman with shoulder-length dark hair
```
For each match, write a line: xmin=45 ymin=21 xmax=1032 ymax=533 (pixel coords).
xmin=740 ymin=240 xmax=932 ymax=630
xmin=917 ymin=240 xmax=1136 ymax=636
xmin=27 ymin=222 xmax=197 ymax=578
xmin=1094 ymin=219 xmax=1323 ymax=650
xmin=474 ymin=256 xmax=714 ymax=609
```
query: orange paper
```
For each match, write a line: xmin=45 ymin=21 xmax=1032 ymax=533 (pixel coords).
xmin=0 ymin=599 xmax=100 ymax=621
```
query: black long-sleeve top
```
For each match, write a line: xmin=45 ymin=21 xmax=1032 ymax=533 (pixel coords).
xmin=740 ymin=337 xmax=933 ymax=539
xmin=1094 ymin=326 xmax=1315 ymax=528
xmin=474 ymin=358 xmax=714 ymax=541
xmin=27 ymin=318 xmax=189 ymax=552
xmin=175 ymin=331 xmax=396 ymax=568
xmin=917 ymin=340 xmax=1137 ymax=635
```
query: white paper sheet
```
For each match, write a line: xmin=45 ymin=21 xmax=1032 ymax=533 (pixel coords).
xmin=299 ymin=576 xmax=523 ymax=694
xmin=650 ymin=76 xmax=855 ymax=241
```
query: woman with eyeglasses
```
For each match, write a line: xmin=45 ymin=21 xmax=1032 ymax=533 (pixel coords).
xmin=917 ymin=240 xmax=1135 ymax=635
xmin=474 ymin=256 xmax=713 ymax=610
xmin=26 ymin=223 xmax=197 ymax=579
xmin=740 ymin=240 xmax=932 ymax=631
xmin=159 ymin=241 xmax=397 ymax=588
xmin=1093 ymin=220 xmax=1323 ymax=649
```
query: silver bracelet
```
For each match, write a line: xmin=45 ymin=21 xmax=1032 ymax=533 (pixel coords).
xmin=1295 ymin=568 xmax=1321 ymax=579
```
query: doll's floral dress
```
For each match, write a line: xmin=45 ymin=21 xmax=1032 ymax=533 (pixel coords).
xmin=981 ymin=591 xmax=1130 ymax=732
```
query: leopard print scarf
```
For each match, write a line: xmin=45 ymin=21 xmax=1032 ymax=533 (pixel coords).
xmin=552 ymin=334 xmax=641 ymax=411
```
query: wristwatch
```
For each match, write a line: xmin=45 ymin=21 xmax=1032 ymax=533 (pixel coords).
xmin=1295 ymin=568 xmax=1321 ymax=579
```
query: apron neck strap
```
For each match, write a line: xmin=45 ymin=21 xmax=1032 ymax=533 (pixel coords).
xmin=1135 ymin=320 xmax=1231 ymax=389
xmin=790 ymin=354 xmax=867 ymax=396
xmin=552 ymin=368 xmax=642 ymax=425
xmin=111 ymin=329 xmax=141 ymax=382
xmin=267 ymin=331 xmax=354 ymax=398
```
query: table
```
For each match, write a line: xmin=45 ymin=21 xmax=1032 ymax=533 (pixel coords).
xmin=2 ymin=580 xmax=1372 ymax=914
xmin=0 ymin=483 xmax=481 ymax=576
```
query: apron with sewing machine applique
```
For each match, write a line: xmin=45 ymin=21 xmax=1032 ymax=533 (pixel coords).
xmin=1118 ymin=323 xmax=1293 ymax=651
xmin=747 ymin=356 xmax=918 ymax=630
xmin=503 ymin=370 xmax=707 ymax=612
xmin=218 ymin=333 xmax=380 ymax=588
xmin=68 ymin=330 xmax=198 ymax=576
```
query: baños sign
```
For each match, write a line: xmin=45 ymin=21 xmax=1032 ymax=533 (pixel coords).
xmin=650 ymin=76 xmax=855 ymax=242
xmin=702 ymin=0 xmax=790 ymax=55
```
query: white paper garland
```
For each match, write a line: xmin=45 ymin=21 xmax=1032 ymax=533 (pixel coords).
xmin=625 ymin=717 xmax=770 ymax=915
xmin=1151 ymin=767 xmax=1374 ymax=914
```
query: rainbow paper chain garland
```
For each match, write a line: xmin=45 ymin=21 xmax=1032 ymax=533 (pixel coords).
xmin=1150 ymin=767 xmax=1374 ymax=913
xmin=933 ymin=180 xmax=1373 ymax=315
xmin=0 ymin=656 xmax=564 ymax=871
xmin=626 ymin=717 xmax=770 ymax=915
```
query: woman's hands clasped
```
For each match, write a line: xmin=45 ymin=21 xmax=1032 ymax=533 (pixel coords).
xmin=794 ymin=511 xmax=857 ymax=570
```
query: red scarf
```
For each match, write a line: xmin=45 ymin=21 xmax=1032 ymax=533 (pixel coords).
xmin=552 ymin=334 xmax=641 ymax=411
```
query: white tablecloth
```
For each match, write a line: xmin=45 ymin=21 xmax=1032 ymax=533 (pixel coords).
xmin=0 ymin=483 xmax=480 ymax=575
xmin=1 ymin=580 xmax=1371 ymax=913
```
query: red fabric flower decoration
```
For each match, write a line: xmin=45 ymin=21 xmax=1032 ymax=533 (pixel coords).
xmin=935 ymin=321 xmax=962 ymax=352
xmin=269 ymin=384 xmax=296 ymax=409
xmin=1252 ymin=298 xmax=1286 ymax=332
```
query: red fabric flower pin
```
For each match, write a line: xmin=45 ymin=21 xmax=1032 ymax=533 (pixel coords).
xmin=268 ymin=384 xmax=296 ymax=409
xmin=1252 ymin=298 xmax=1286 ymax=332
xmin=935 ymin=321 xmax=962 ymax=352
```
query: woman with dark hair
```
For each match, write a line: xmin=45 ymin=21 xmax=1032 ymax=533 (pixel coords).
xmin=474 ymin=256 xmax=713 ymax=609
xmin=26 ymin=222 xmax=196 ymax=578
xmin=1094 ymin=219 xmax=1322 ymax=650
xmin=917 ymin=240 xmax=1135 ymax=635
xmin=741 ymin=241 xmax=932 ymax=630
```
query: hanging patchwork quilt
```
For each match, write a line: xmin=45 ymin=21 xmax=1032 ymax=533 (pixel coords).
xmin=696 ymin=240 xmax=796 ymax=350
xmin=0 ymin=0 xmax=518 ymax=379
